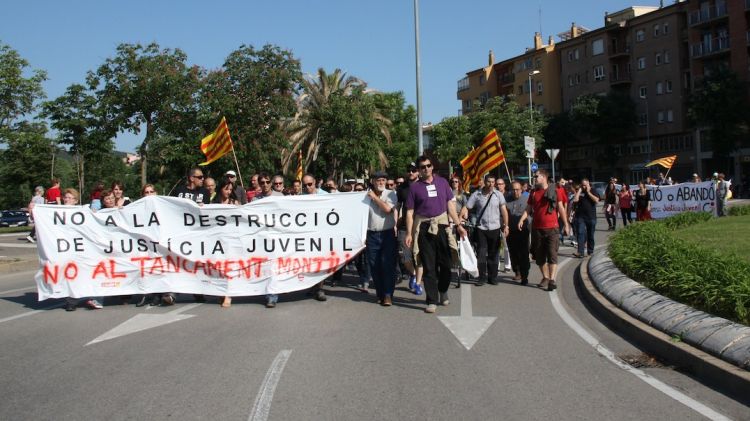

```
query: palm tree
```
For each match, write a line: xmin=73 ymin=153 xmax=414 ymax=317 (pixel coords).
xmin=281 ymin=68 xmax=391 ymax=178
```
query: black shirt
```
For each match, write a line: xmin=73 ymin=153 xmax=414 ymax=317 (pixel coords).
xmin=396 ymin=180 xmax=411 ymax=230
xmin=172 ymin=185 xmax=210 ymax=204
xmin=574 ymin=192 xmax=597 ymax=220
xmin=635 ymin=190 xmax=651 ymax=210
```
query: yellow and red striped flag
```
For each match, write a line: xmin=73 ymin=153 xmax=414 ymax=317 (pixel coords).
xmin=296 ymin=150 xmax=303 ymax=181
xmin=460 ymin=129 xmax=506 ymax=191
xmin=199 ymin=117 xmax=233 ymax=166
xmin=645 ymin=155 xmax=676 ymax=169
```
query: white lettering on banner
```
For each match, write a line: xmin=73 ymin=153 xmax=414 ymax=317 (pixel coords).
xmin=33 ymin=194 xmax=369 ymax=300
xmin=622 ymin=181 xmax=715 ymax=219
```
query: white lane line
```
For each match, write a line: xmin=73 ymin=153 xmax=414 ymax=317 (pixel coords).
xmin=0 ymin=302 xmax=62 ymax=324
xmin=551 ymin=258 xmax=731 ymax=421
xmin=248 ymin=349 xmax=293 ymax=421
xmin=0 ymin=286 xmax=35 ymax=296
xmin=0 ymin=243 xmax=37 ymax=248
xmin=0 ymin=232 xmax=30 ymax=237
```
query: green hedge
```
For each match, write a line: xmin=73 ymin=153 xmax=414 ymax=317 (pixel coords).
xmin=608 ymin=214 xmax=750 ymax=325
xmin=728 ymin=204 xmax=750 ymax=216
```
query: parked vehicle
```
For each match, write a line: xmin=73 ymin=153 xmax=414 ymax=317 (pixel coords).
xmin=0 ymin=210 xmax=30 ymax=227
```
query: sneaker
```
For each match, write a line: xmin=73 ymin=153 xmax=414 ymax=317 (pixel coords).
xmin=162 ymin=294 xmax=175 ymax=306
xmin=413 ymin=284 xmax=424 ymax=296
xmin=488 ymin=278 xmax=498 ymax=286
xmin=26 ymin=235 xmax=35 ymax=243
xmin=382 ymin=296 xmax=393 ymax=306
xmin=85 ymin=299 xmax=103 ymax=310
xmin=265 ymin=300 xmax=276 ymax=308
xmin=520 ymin=278 xmax=529 ymax=286
xmin=360 ymin=283 xmax=369 ymax=293
xmin=476 ymin=279 xmax=485 ymax=287
xmin=408 ymin=275 xmax=417 ymax=291
xmin=424 ymin=304 xmax=437 ymax=313
xmin=314 ymin=290 xmax=327 ymax=301
xmin=439 ymin=291 xmax=450 ymax=306
xmin=547 ymin=280 xmax=557 ymax=292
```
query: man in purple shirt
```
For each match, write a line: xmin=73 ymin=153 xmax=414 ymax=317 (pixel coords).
xmin=405 ymin=155 xmax=467 ymax=313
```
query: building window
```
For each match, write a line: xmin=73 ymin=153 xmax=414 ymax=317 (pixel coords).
xmin=666 ymin=80 xmax=673 ymax=93
xmin=664 ymin=50 xmax=670 ymax=64
xmin=593 ymin=65 xmax=605 ymax=81
xmin=638 ymin=113 xmax=647 ymax=126
xmin=567 ymin=51 xmax=573 ymax=62
xmin=535 ymin=58 xmax=542 ymax=69
xmin=656 ymin=82 xmax=663 ymax=95
xmin=568 ymin=75 xmax=574 ymax=87
xmin=537 ymin=81 xmax=543 ymax=95
xmin=479 ymin=74 xmax=486 ymax=85
xmin=636 ymin=29 xmax=645 ymax=42
xmin=655 ymin=53 xmax=662 ymax=65
xmin=663 ymin=22 xmax=669 ymax=35
xmin=574 ymin=48 xmax=580 ymax=59
xmin=667 ymin=109 xmax=674 ymax=122
xmin=575 ymin=73 xmax=581 ymax=85
xmin=653 ymin=24 xmax=660 ymax=37
xmin=592 ymin=39 xmax=604 ymax=56
xmin=657 ymin=111 xmax=664 ymax=124
xmin=639 ymin=86 xmax=647 ymax=98
xmin=637 ymin=57 xmax=646 ymax=70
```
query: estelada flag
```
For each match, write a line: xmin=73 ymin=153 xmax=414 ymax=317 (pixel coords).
xmin=296 ymin=150 xmax=303 ymax=181
xmin=645 ymin=155 xmax=676 ymax=169
xmin=199 ymin=117 xmax=233 ymax=166
xmin=460 ymin=129 xmax=506 ymax=191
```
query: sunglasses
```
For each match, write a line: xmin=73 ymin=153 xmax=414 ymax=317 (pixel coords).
xmin=305 ymin=183 xmax=315 ymax=187
xmin=259 ymin=180 xmax=270 ymax=184
xmin=408 ymin=168 xmax=418 ymax=173
xmin=192 ymin=175 xmax=204 ymax=179
xmin=419 ymin=164 xmax=432 ymax=170
xmin=273 ymin=182 xmax=283 ymax=185
xmin=227 ymin=175 xmax=236 ymax=178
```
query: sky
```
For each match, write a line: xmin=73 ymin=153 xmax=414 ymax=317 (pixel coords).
xmin=2 ymin=0 xmax=658 ymax=153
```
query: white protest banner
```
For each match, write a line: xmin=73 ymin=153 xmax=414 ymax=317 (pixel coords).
xmin=34 ymin=194 xmax=368 ymax=300
xmin=623 ymin=181 xmax=715 ymax=219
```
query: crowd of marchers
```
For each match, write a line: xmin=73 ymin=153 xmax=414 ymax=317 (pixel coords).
xmin=25 ymin=160 xmax=733 ymax=314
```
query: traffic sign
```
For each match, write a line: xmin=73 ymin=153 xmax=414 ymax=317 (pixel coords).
xmin=524 ymin=136 xmax=535 ymax=156
xmin=531 ymin=162 xmax=538 ymax=172
xmin=546 ymin=148 xmax=560 ymax=160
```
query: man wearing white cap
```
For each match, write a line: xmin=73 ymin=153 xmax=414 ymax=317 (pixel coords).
xmin=225 ymin=170 xmax=247 ymax=204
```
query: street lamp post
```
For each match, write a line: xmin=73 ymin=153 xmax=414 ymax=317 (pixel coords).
xmin=527 ymin=70 xmax=540 ymax=181
xmin=414 ymin=0 xmax=424 ymax=155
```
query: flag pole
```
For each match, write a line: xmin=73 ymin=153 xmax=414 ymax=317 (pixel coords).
xmin=230 ymin=143 xmax=244 ymax=189
xmin=662 ymin=161 xmax=675 ymax=184
xmin=499 ymin=142 xmax=512 ymax=182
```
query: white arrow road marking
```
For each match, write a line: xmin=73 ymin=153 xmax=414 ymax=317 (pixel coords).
xmin=0 ymin=302 xmax=62 ymax=324
xmin=438 ymin=285 xmax=496 ymax=350
xmin=248 ymin=349 xmax=293 ymax=421
xmin=86 ymin=303 xmax=202 ymax=346
xmin=0 ymin=243 xmax=38 ymax=248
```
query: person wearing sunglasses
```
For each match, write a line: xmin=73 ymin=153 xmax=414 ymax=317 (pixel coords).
xmin=396 ymin=162 xmax=423 ymax=295
xmin=271 ymin=175 xmax=286 ymax=194
xmin=253 ymin=173 xmax=284 ymax=201
xmin=167 ymin=167 xmax=210 ymax=306
xmin=405 ymin=156 xmax=467 ymax=314
xmin=224 ymin=170 xmax=248 ymax=204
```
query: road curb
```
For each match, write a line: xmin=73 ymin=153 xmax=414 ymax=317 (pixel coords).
xmin=0 ymin=259 xmax=39 ymax=275
xmin=578 ymin=253 xmax=750 ymax=402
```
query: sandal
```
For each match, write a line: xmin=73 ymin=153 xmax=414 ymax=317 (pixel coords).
xmin=221 ymin=297 xmax=232 ymax=308
xmin=537 ymin=278 xmax=550 ymax=289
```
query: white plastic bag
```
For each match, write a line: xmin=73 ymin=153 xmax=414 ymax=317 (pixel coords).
xmin=459 ymin=238 xmax=479 ymax=278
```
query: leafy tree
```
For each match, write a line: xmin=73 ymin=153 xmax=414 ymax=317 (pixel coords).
xmin=41 ymin=83 xmax=113 ymax=197
xmin=282 ymin=68 xmax=391 ymax=177
xmin=374 ymin=92 xmax=417 ymax=177
xmin=431 ymin=96 xmax=545 ymax=175
xmin=0 ymin=122 xmax=60 ymax=207
xmin=88 ymin=43 xmax=202 ymax=185
xmin=0 ymin=41 xmax=47 ymax=137
xmin=688 ymin=68 xmax=750 ymax=157
xmin=196 ymin=44 xmax=302 ymax=181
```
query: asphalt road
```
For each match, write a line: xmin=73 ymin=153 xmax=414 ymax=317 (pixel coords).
xmin=0 ymin=215 xmax=748 ymax=420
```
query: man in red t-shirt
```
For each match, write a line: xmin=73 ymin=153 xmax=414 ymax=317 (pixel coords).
xmin=518 ymin=169 xmax=570 ymax=291
xmin=45 ymin=178 xmax=61 ymax=204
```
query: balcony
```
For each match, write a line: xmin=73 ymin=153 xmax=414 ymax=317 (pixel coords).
xmin=690 ymin=37 xmax=730 ymax=58
xmin=610 ymin=73 xmax=632 ymax=86
xmin=689 ymin=3 xmax=728 ymax=27
xmin=500 ymin=73 xmax=515 ymax=85
xmin=457 ymin=77 xmax=470 ymax=93
xmin=608 ymin=45 xmax=630 ymax=59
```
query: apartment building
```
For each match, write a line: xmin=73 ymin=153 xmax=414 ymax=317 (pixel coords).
xmin=686 ymin=0 xmax=750 ymax=192
xmin=457 ymin=33 xmax=561 ymax=116
xmin=457 ymin=1 xmax=749 ymax=191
